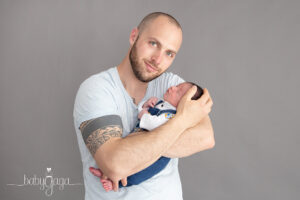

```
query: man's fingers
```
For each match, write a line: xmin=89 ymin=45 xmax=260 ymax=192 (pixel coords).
xmin=206 ymin=97 xmax=213 ymax=108
xmin=205 ymin=98 xmax=213 ymax=113
xmin=203 ymin=89 xmax=213 ymax=106
xmin=183 ymin=85 xmax=197 ymax=100
xmin=198 ymin=88 xmax=210 ymax=106
xmin=101 ymin=175 xmax=108 ymax=180
xmin=113 ymin=181 xmax=119 ymax=191
xmin=121 ymin=178 xmax=127 ymax=186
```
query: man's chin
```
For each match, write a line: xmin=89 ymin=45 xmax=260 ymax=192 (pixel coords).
xmin=143 ymin=74 xmax=160 ymax=82
xmin=134 ymin=67 xmax=162 ymax=82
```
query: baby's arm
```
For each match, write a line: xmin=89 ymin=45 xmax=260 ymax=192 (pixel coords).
xmin=142 ymin=97 xmax=158 ymax=109
xmin=138 ymin=97 xmax=158 ymax=119
xmin=140 ymin=113 xmax=173 ymax=131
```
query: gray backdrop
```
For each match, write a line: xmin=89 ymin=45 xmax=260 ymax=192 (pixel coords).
xmin=1 ymin=0 xmax=299 ymax=199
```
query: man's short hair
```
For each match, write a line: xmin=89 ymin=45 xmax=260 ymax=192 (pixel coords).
xmin=137 ymin=12 xmax=182 ymax=34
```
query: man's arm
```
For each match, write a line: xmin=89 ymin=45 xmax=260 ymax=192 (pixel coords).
xmin=163 ymin=115 xmax=215 ymax=158
xmin=127 ymin=115 xmax=214 ymax=158
xmin=81 ymin=115 xmax=186 ymax=191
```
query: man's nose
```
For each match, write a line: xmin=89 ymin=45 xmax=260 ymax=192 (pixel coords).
xmin=151 ymin=50 xmax=163 ymax=65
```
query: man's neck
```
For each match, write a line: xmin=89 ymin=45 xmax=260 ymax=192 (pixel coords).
xmin=117 ymin=55 xmax=148 ymax=104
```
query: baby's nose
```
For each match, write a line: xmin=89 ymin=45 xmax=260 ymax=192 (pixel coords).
xmin=171 ymin=86 xmax=176 ymax=91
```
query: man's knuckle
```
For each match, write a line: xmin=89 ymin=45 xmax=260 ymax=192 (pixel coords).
xmin=205 ymin=107 xmax=211 ymax=113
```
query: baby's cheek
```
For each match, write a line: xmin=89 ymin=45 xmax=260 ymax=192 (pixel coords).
xmin=174 ymin=96 xmax=181 ymax=107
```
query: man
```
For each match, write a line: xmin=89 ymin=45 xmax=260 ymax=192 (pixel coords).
xmin=73 ymin=12 xmax=215 ymax=200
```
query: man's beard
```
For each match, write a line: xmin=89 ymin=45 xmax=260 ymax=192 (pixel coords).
xmin=129 ymin=38 xmax=162 ymax=82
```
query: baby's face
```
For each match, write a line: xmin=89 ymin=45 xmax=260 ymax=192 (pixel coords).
xmin=163 ymin=82 xmax=192 ymax=107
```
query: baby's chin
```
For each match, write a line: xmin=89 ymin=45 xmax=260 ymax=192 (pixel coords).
xmin=163 ymin=94 xmax=169 ymax=102
xmin=171 ymin=101 xmax=179 ymax=108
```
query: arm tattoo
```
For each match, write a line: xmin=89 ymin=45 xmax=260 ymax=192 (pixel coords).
xmin=79 ymin=115 xmax=123 ymax=156
xmin=79 ymin=119 xmax=93 ymax=131
xmin=132 ymin=127 xmax=145 ymax=133
xmin=85 ymin=125 xmax=122 ymax=155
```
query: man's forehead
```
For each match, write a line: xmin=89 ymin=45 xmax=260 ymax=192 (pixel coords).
xmin=140 ymin=16 xmax=182 ymax=51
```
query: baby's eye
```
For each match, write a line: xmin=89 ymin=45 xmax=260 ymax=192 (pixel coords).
xmin=150 ymin=41 xmax=157 ymax=47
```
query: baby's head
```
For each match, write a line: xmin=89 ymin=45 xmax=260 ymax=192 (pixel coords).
xmin=163 ymin=82 xmax=203 ymax=107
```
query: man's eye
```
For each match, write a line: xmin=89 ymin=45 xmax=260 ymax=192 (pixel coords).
xmin=150 ymin=41 xmax=157 ymax=47
xmin=166 ymin=52 xmax=174 ymax=58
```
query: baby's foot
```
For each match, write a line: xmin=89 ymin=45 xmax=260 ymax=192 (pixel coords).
xmin=89 ymin=167 xmax=113 ymax=192
xmin=89 ymin=167 xmax=103 ymax=177
xmin=101 ymin=179 xmax=113 ymax=191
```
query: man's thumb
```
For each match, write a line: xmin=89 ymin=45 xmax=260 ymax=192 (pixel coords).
xmin=184 ymin=85 xmax=197 ymax=100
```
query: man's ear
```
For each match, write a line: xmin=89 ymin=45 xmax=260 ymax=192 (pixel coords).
xmin=129 ymin=28 xmax=139 ymax=46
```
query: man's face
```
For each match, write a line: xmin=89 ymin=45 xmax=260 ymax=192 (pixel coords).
xmin=164 ymin=82 xmax=192 ymax=107
xmin=129 ymin=16 xmax=182 ymax=82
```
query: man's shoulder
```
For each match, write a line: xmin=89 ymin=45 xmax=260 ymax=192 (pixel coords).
xmin=73 ymin=67 xmax=119 ymax=126
xmin=74 ymin=66 xmax=118 ymax=109
xmin=79 ymin=67 xmax=117 ymax=91
xmin=81 ymin=67 xmax=115 ymax=84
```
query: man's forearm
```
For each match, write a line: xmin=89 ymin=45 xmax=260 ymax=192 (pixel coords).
xmin=128 ymin=115 xmax=215 ymax=158
xmin=93 ymin=116 xmax=186 ymax=181
xmin=162 ymin=115 xmax=215 ymax=158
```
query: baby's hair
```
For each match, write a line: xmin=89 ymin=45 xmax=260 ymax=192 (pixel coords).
xmin=187 ymin=82 xmax=204 ymax=100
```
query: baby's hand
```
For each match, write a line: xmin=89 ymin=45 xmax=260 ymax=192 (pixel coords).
xmin=143 ymin=97 xmax=158 ymax=109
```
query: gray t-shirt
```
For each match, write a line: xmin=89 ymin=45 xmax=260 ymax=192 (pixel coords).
xmin=73 ymin=66 xmax=184 ymax=200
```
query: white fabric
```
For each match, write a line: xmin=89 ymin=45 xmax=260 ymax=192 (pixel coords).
xmin=73 ymin=66 xmax=184 ymax=200
xmin=138 ymin=99 xmax=147 ymax=113
xmin=140 ymin=100 xmax=176 ymax=131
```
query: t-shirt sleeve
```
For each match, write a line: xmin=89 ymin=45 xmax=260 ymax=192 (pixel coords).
xmin=73 ymin=75 xmax=119 ymax=129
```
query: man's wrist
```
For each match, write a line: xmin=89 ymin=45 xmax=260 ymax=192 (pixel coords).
xmin=170 ymin=115 xmax=187 ymax=134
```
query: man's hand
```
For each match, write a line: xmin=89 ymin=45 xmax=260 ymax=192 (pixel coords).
xmin=176 ymin=87 xmax=213 ymax=129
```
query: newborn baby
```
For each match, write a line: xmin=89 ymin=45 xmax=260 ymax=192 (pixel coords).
xmin=138 ymin=82 xmax=203 ymax=131
xmin=90 ymin=82 xmax=203 ymax=191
